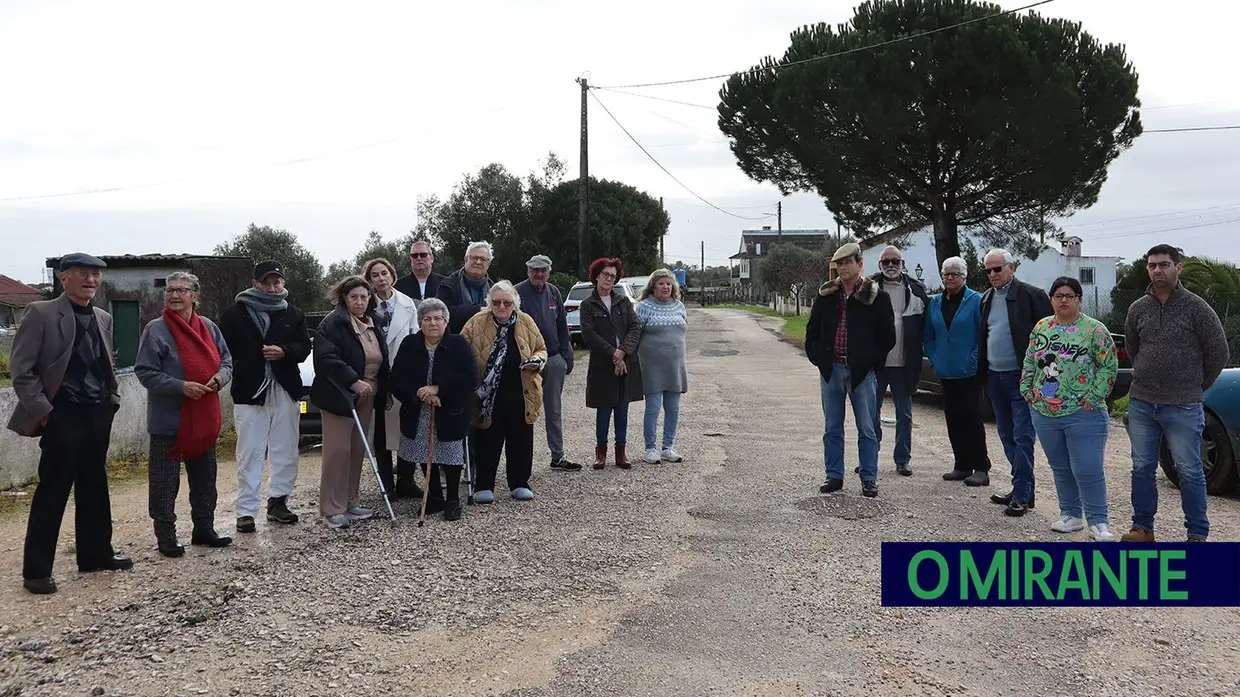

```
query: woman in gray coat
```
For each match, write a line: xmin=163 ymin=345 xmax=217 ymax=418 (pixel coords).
xmin=579 ymin=256 xmax=643 ymax=469
xmin=636 ymin=269 xmax=688 ymax=464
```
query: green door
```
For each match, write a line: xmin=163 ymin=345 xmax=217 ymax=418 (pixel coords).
xmin=110 ymin=301 xmax=139 ymax=369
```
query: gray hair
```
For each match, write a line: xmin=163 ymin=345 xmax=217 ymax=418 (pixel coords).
xmin=465 ymin=241 xmax=493 ymax=259
xmin=486 ymin=280 xmax=520 ymax=311
xmin=417 ymin=297 xmax=449 ymax=324
xmin=410 ymin=239 xmax=434 ymax=253
xmin=638 ymin=268 xmax=682 ymax=302
xmin=985 ymin=248 xmax=1015 ymax=266
xmin=165 ymin=271 xmax=200 ymax=292
xmin=941 ymin=256 xmax=968 ymax=276
xmin=879 ymin=245 xmax=903 ymax=260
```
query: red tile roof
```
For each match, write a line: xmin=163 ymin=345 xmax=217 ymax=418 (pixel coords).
xmin=0 ymin=274 xmax=41 ymax=308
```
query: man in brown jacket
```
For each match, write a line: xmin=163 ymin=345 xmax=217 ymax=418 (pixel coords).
xmin=7 ymin=253 xmax=133 ymax=594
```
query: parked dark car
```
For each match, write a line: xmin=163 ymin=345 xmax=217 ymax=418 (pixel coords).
xmin=917 ymin=332 xmax=1134 ymax=421
xmin=295 ymin=312 xmax=330 ymax=436
xmin=1122 ymin=367 xmax=1240 ymax=496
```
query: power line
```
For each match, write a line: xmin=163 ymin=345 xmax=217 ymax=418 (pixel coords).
xmin=1061 ymin=202 xmax=1240 ymax=228
xmin=594 ymin=87 xmax=715 ymax=110
xmin=593 ymin=0 xmax=1056 ymax=90
xmin=1085 ymin=215 xmax=1240 ymax=241
xmin=1146 ymin=124 xmax=1240 ymax=133
xmin=588 ymin=90 xmax=772 ymax=221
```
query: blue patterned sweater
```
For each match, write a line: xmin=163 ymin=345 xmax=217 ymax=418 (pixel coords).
xmin=636 ymin=298 xmax=688 ymax=393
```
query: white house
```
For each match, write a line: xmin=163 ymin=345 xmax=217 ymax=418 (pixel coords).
xmin=861 ymin=229 xmax=1121 ymax=316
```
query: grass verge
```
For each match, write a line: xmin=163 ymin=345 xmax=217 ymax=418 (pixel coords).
xmin=712 ymin=304 xmax=809 ymax=345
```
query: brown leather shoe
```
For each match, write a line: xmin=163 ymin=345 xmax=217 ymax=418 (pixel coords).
xmin=593 ymin=446 xmax=607 ymax=470
xmin=1120 ymin=528 xmax=1155 ymax=542
xmin=615 ymin=445 xmax=631 ymax=469
xmin=23 ymin=577 xmax=57 ymax=595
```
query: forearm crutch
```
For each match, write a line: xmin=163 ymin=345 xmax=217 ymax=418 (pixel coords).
xmin=418 ymin=408 xmax=436 ymax=528
xmin=351 ymin=401 xmax=397 ymax=521
xmin=464 ymin=433 xmax=476 ymax=505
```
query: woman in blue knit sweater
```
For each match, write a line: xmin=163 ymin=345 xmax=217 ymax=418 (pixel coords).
xmin=635 ymin=269 xmax=689 ymax=464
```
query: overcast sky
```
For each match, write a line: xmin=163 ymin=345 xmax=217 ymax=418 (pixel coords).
xmin=2 ymin=0 xmax=1238 ymax=284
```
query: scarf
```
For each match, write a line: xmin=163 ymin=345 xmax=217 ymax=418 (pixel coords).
xmin=163 ymin=307 xmax=222 ymax=461
xmin=235 ymin=287 xmax=288 ymax=398
xmin=475 ymin=313 xmax=517 ymax=424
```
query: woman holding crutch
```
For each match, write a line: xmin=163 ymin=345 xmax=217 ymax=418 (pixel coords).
xmin=389 ymin=298 xmax=478 ymax=522
xmin=311 ymin=275 xmax=391 ymax=530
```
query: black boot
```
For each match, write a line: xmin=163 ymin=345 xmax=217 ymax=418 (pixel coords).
xmin=192 ymin=528 xmax=234 ymax=548
xmin=267 ymin=496 xmax=299 ymax=524
xmin=158 ymin=539 xmax=185 ymax=558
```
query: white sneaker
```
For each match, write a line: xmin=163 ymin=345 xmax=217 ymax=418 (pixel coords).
xmin=1090 ymin=523 xmax=1117 ymax=542
xmin=1052 ymin=515 xmax=1086 ymax=533
xmin=661 ymin=447 xmax=683 ymax=462
xmin=644 ymin=448 xmax=661 ymax=464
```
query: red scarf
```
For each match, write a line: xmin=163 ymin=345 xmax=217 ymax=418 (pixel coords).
xmin=163 ymin=307 xmax=222 ymax=461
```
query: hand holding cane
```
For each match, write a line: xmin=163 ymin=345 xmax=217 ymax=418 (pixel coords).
xmin=418 ymin=407 xmax=436 ymax=527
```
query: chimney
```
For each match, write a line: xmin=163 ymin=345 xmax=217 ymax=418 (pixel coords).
xmin=1062 ymin=236 xmax=1082 ymax=257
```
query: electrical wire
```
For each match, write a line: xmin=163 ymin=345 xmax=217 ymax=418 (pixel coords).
xmin=592 ymin=0 xmax=1056 ymax=90
xmin=1084 ymin=215 xmax=1240 ymax=241
xmin=1145 ymin=124 xmax=1240 ymax=133
xmin=588 ymin=90 xmax=773 ymax=221
xmin=1060 ymin=202 xmax=1240 ymax=228
xmin=593 ymin=87 xmax=716 ymax=110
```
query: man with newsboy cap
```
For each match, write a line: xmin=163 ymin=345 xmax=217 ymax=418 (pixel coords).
xmin=8 ymin=253 xmax=132 ymax=594
xmin=804 ymin=243 xmax=896 ymax=498
xmin=515 ymin=254 xmax=581 ymax=471
xmin=218 ymin=260 xmax=312 ymax=533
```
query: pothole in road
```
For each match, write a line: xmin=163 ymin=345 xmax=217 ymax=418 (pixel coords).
xmin=795 ymin=496 xmax=895 ymax=520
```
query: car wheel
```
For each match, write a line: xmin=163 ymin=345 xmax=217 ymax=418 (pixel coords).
xmin=1159 ymin=409 xmax=1238 ymax=495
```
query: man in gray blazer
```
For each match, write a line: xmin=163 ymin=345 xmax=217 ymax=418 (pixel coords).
xmin=7 ymin=253 xmax=133 ymax=594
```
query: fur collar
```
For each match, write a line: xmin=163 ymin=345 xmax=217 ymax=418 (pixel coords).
xmin=818 ymin=276 xmax=879 ymax=305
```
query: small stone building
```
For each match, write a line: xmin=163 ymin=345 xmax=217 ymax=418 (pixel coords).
xmin=45 ymin=254 xmax=252 ymax=369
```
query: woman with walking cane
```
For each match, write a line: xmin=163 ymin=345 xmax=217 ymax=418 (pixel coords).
xmin=389 ymin=298 xmax=478 ymax=522
xmin=461 ymin=281 xmax=548 ymax=503
xmin=311 ymin=276 xmax=391 ymax=530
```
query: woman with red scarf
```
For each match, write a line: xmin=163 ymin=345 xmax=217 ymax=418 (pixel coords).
xmin=135 ymin=271 xmax=234 ymax=557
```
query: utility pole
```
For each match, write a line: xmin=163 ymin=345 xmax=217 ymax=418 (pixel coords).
xmin=700 ymin=240 xmax=705 ymax=288
xmin=576 ymin=77 xmax=589 ymax=280
xmin=777 ymin=200 xmax=782 ymax=241
xmin=659 ymin=197 xmax=665 ymax=263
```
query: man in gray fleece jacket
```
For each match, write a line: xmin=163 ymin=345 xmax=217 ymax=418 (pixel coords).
xmin=1122 ymin=244 xmax=1229 ymax=543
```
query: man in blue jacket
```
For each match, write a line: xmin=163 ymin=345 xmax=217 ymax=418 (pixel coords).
xmin=923 ymin=256 xmax=992 ymax=487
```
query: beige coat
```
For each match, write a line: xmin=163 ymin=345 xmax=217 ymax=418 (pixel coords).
xmin=460 ymin=310 xmax=547 ymax=427
xmin=6 ymin=294 xmax=120 ymax=437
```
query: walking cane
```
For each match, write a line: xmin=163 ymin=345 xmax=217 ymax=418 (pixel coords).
xmin=418 ymin=407 xmax=436 ymax=527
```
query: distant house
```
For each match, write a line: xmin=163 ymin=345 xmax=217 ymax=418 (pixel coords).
xmin=0 ymin=274 xmax=43 ymax=328
xmin=728 ymin=227 xmax=838 ymax=290
xmin=860 ymin=230 xmax=1121 ymax=316
xmin=45 ymin=254 xmax=252 ymax=368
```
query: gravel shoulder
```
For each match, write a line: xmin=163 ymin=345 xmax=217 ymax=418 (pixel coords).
xmin=1 ymin=308 xmax=1238 ymax=696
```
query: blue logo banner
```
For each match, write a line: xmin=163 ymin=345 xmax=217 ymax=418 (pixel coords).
xmin=880 ymin=542 xmax=1240 ymax=607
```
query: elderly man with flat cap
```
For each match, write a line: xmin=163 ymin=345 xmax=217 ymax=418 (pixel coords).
xmin=8 ymin=253 xmax=132 ymax=594
xmin=804 ymin=243 xmax=896 ymax=498
xmin=218 ymin=260 xmax=312 ymax=533
xmin=515 ymin=254 xmax=581 ymax=471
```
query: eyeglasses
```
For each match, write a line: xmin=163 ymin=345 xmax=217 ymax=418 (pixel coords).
xmin=879 ymin=259 xmax=902 ymax=266
xmin=597 ymin=272 xmax=617 ymax=280
xmin=165 ymin=287 xmax=194 ymax=295
xmin=1052 ymin=293 xmax=1079 ymax=301
xmin=492 ymin=300 xmax=515 ymax=308
xmin=411 ymin=252 xmax=431 ymax=259
xmin=985 ymin=266 xmax=1005 ymax=275
xmin=468 ymin=255 xmax=491 ymax=263
xmin=1147 ymin=261 xmax=1174 ymax=270
xmin=420 ymin=314 xmax=445 ymax=323
xmin=942 ymin=272 xmax=964 ymax=279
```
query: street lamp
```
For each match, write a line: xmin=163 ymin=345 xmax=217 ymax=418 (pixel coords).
xmin=915 ymin=263 xmax=924 ymax=280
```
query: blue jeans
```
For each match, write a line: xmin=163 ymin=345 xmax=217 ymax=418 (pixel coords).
xmin=596 ymin=404 xmax=629 ymax=447
xmin=1031 ymin=408 xmax=1110 ymax=524
xmin=989 ymin=370 xmax=1036 ymax=503
xmin=821 ymin=365 xmax=879 ymax=483
xmin=644 ymin=391 xmax=682 ymax=450
xmin=1126 ymin=398 xmax=1209 ymax=539
xmin=873 ymin=366 xmax=913 ymax=467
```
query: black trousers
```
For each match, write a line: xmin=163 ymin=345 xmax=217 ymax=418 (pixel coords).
xmin=474 ymin=406 xmax=534 ymax=493
xmin=23 ymin=401 xmax=116 ymax=579
xmin=941 ymin=375 xmax=992 ymax=473
xmin=374 ymin=411 xmax=395 ymax=490
xmin=147 ymin=435 xmax=219 ymax=542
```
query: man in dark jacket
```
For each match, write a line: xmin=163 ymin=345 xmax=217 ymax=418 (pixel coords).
xmin=979 ymin=249 xmax=1054 ymax=512
xmin=435 ymin=241 xmax=494 ymax=333
xmin=805 ymin=243 xmax=896 ymax=498
xmin=217 ymin=260 xmax=313 ymax=533
xmin=515 ymin=254 xmax=580 ymax=471
xmin=393 ymin=238 xmax=446 ymax=301
xmin=869 ymin=246 xmax=929 ymax=477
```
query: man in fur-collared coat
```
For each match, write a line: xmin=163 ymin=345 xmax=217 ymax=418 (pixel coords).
xmin=804 ymin=243 xmax=896 ymax=498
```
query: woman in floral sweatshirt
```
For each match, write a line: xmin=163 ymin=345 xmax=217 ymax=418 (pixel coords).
xmin=1019 ymin=276 xmax=1119 ymax=542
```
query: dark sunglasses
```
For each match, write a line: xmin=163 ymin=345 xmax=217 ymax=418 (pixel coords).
xmin=985 ymin=266 xmax=1005 ymax=275
xmin=879 ymin=259 xmax=902 ymax=267
xmin=411 ymin=252 xmax=431 ymax=258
